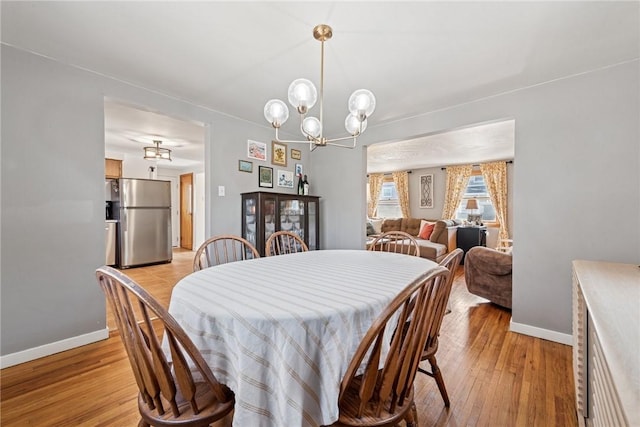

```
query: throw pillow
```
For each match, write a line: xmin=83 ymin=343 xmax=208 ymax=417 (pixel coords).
xmin=419 ymin=219 xmax=434 ymax=231
xmin=419 ymin=220 xmax=434 ymax=236
xmin=370 ymin=218 xmax=383 ymax=234
xmin=418 ymin=222 xmax=435 ymax=239
xmin=366 ymin=222 xmax=376 ymax=236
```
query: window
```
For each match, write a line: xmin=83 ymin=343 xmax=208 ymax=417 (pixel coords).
xmin=376 ymin=180 xmax=402 ymax=218
xmin=454 ymin=174 xmax=497 ymax=222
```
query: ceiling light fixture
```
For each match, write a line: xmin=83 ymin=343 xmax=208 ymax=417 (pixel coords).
xmin=143 ymin=140 xmax=172 ymax=161
xmin=264 ymin=24 xmax=376 ymax=151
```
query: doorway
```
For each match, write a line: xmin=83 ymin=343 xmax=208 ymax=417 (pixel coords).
xmin=180 ymin=173 xmax=194 ymax=250
xmin=366 ymin=119 xmax=515 ymax=248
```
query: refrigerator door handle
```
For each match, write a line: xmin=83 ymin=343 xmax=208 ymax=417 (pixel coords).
xmin=121 ymin=209 xmax=127 ymax=232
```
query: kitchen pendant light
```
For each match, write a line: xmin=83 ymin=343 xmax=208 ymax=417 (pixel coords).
xmin=264 ymin=24 xmax=376 ymax=151
xmin=143 ymin=140 xmax=172 ymax=161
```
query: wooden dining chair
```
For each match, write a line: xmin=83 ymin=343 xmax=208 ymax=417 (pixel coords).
xmin=367 ymin=230 xmax=421 ymax=257
xmin=265 ymin=230 xmax=308 ymax=256
xmin=96 ymin=266 xmax=235 ymax=427
xmin=327 ymin=266 xmax=450 ymax=427
xmin=417 ymin=248 xmax=464 ymax=407
xmin=193 ymin=234 xmax=260 ymax=271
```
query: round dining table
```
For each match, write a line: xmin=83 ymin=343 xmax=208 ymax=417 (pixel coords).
xmin=166 ymin=249 xmax=438 ymax=427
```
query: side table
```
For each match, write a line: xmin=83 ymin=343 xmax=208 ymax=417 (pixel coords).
xmin=457 ymin=226 xmax=487 ymax=264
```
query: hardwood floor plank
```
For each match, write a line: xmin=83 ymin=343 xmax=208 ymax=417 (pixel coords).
xmin=1 ymin=250 xmax=577 ymax=426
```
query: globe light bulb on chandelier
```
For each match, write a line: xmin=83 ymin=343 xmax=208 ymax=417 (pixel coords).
xmin=263 ymin=24 xmax=376 ymax=150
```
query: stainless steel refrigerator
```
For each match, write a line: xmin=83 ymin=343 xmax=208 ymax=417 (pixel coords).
xmin=115 ymin=178 xmax=172 ymax=268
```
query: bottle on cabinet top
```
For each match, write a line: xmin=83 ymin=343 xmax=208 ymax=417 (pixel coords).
xmin=297 ymin=174 xmax=304 ymax=195
xmin=303 ymin=175 xmax=309 ymax=195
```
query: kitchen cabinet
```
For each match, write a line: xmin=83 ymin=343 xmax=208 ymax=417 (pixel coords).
xmin=105 ymin=158 xmax=122 ymax=179
xmin=241 ymin=191 xmax=320 ymax=257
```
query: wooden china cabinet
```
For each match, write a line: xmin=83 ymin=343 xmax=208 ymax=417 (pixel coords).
xmin=241 ymin=191 xmax=320 ymax=257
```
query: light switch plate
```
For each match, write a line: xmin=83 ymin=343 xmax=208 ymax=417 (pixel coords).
xmin=218 ymin=185 xmax=225 ymax=196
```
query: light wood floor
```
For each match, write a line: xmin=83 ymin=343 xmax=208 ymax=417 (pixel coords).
xmin=105 ymin=248 xmax=195 ymax=331
xmin=1 ymin=250 xmax=577 ymax=426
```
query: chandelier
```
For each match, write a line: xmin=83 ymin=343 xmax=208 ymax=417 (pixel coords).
xmin=264 ymin=24 xmax=376 ymax=150
xmin=143 ymin=140 xmax=172 ymax=161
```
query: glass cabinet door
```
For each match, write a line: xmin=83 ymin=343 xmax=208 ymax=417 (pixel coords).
xmin=264 ymin=197 xmax=276 ymax=245
xmin=244 ymin=197 xmax=257 ymax=248
xmin=307 ymin=200 xmax=317 ymax=250
xmin=279 ymin=198 xmax=305 ymax=241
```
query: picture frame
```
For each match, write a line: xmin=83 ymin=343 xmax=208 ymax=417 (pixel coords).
xmin=419 ymin=174 xmax=434 ymax=208
xmin=271 ymin=141 xmax=287 ymax=166
xmin=295 ymin=163 xmax=303 ymax=176
xmin=468 ymin=213 xmax=483 ymax=224
xmin=258 ymin=166 xmax=273 ymax=188
xmin=247 ymin=140 xmax=267 ymax=161
xmin=238 ymin=160 xmax=253 ymax=173
xmin=291 ymin=148 xmax=302 ymax=160
xmin=277 ymin=169 xmax=294 ymax=188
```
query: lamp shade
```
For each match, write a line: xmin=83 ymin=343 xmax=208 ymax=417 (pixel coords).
xmin=302 ymin=117 xmax=322 ymax=138
xmin=348 ymin=89 xmax=376 ymax=119
xmin=465 ymin=199 xmax=479 ymax=210
xmin=288 ymin=79 xmax=317 ymax=112
xmin=345 ymin=114 xmax=367 ymax=136
xmin=264 ymin=99 xmax=289 ymax=127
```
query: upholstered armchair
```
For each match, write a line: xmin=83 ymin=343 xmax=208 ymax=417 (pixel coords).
xmin=464 ymin=246 xmax=512 ymax=309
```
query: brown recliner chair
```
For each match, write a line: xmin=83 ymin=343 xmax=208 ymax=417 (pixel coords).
xmin=464 ymin=246 xmax=512 ymax=309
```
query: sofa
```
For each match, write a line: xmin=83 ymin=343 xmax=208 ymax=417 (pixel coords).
xmin=367 ymin=217 xmax=460 ymax=263
xmin=463 ymin=246 xmax=512 ymax=309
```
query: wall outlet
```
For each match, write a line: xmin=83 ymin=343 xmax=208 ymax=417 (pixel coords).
xmin=218 ymin=185 xmax=225 ymax=196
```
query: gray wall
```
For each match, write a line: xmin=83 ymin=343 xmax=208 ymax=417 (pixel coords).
xmin=408 ymin=167 xmax=448 ymax=219
xmin=2 ymin=45 xmax=638 ymax=361
xmin=316 ymin=60 xmax=640 ymax=338
xmin=0 ymin=45 xmax=307 ymax=360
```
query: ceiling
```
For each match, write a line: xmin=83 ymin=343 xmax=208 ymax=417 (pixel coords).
xmin=104 ymin=99 xmax=205 ymax=170
xmin=367 ymin=119 xmax=515 ymax=173
xmin=2 ymin=2 xmax=637 ymax=171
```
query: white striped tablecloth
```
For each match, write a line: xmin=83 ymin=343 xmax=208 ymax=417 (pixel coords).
xmin=167 ymin=249 xmax=438 ymax=427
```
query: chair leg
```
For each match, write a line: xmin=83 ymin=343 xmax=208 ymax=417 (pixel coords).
xmin=428 ymin=355 xmax=450 ymax=407
xmin=137 ymin=419 xmax=150 ymax=427
xmin=404 ymin=401 xmax=418 ymax=427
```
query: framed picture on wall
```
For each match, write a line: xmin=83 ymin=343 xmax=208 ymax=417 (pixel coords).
xmin=291 ymin=148 xmax=302 ymax=160
xmin=419 ymin=174 xmax=434 ymax=208
xmin=295 ymin=163 xmax=303 ymax=176
xmin=238 ymin=160 xmax=253 ymax=173
xmin=277 ymin=170 xmax=294 ymax=188
xmin=258 ymin=166 xmax=273 ymax=188
xmin=272 ymin=141 xmax=287 ymax=166
xmin=247 ymin=140 xmax=267 ymax=161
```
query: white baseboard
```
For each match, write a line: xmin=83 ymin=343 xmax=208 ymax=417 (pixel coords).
xmin=0 ymin=328 xmax=109 ymax=369
xmin=510 ymin=320 xmax=573 ymax=346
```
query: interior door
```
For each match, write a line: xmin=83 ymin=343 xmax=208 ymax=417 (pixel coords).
xmin=180 ymin=173 xmax=193 ymax=250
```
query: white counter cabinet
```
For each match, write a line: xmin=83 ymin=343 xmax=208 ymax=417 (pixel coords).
xmin=572 ymin=260 xmax=640 ymax=427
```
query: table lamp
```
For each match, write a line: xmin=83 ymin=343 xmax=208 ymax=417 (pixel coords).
xmin=465 ymin=199 xmax=482 ymax=224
